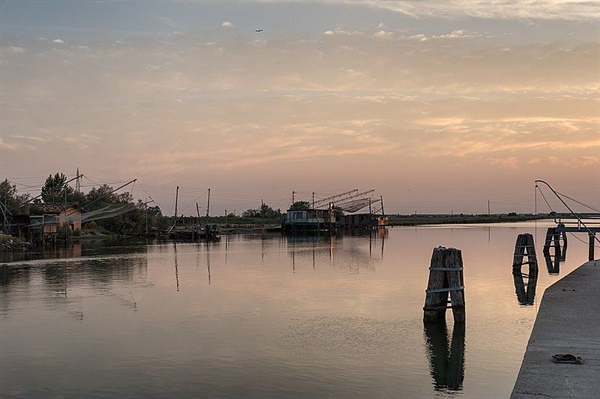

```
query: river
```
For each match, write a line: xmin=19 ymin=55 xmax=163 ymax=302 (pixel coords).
xmin=0 ymin=221 xmax=589 ymax=398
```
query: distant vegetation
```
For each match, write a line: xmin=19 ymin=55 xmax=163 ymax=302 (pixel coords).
xmin=0 ymin=176 xmax=285 ymax=237
xmin=1 ymin=175 xmax=548 ymax=238
xmin=386 ymin=213 xmax=546 ymax=226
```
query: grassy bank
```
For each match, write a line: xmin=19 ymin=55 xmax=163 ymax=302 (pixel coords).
xmin=387 ymin=213 xmax=546 ymax=226
xmin=0 ymin=233 xmax=31 ymax=252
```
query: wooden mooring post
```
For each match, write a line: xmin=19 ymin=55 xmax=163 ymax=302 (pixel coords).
xmin=512 ymin=233 xmax=539 ymax=305
xmin=543 ymin=223 xmax=567 ymax=260
xmin=512 ymin=233 xmax=538 ymax=274
xmin=423 ymin=247 xmax=465 ymax=323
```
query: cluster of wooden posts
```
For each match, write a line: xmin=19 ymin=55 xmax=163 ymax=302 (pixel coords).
xmin=422 ymin=232 xmax=542 ymax=322
xmin=423 ymin=246 xmax=466 ymax=323
xmin=512 ymin=233 xmax=539 ymax=305
xmin=421 ymin=227 xmax=593 ymax=391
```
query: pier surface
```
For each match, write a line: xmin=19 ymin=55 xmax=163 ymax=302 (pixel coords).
xmin=511 ymin=259 xmax=599 ymax=398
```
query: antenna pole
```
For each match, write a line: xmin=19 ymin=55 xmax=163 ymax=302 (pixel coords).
xmin=174 ymin=186 xmax=179 ymax=228
xmin=206 ymin=188 xmax=211 ymax=218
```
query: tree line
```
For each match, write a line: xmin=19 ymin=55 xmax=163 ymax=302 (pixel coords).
xmin=1 ymin=173 xmax=287 ymax=237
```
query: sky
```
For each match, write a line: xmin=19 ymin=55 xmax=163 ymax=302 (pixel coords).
xmin=1 ymin=0 xmax=599 ymax=216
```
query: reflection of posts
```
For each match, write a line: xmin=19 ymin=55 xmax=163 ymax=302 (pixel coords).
xmin=513 ymin=267 xmax=538 ymax=305
xmin=173 ymin=242 xmax=180 ymax=291
xmin=512 ymin=233 xmax=539 ymax=305
xmin=423 ymin=247 xmax=465 ymax=323
xmin=542 ymin=227 xmax=566 ymax=261
xmin=424 ymin=319 xmax=465 ymax=391
xmin=544 ymin=251 xmax=560 ymax=274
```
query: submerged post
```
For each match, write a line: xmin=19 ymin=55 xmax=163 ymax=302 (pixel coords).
xmin=423 ymin=247 xmax=465 ymax=323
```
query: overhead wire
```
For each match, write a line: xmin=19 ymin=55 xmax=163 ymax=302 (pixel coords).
xmin=556 ymin=191 xmax=600 ymax=213
xmin=535 ymin=184 xmax=554 ymax=213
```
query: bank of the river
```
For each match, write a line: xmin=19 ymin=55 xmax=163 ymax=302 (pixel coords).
xmin=387 ymin=213 xmax=546 ymax=226
xmin=0 ymin=233 xmax=31 ymax=252
xmin=0 ymin=214 xmax=549 ymax=252
xmin=511 ymin=259 xmax=600 ymax=398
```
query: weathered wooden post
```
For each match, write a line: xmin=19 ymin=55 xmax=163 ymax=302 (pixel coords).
xmin=512 ymin=233 xmax=539 ymax=305
xmin=558 ymin=222 xmax=568 ymax=258
xmin=543 ymin=226 xmax=564 ymax=260
xmin=423 ymin=247 xmax=465 ymax=323
xmin=512 ymin=233 xmax=538 ymax=274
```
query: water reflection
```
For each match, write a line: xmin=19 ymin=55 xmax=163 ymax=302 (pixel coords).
xmin=0 ymin=264 xmax=32 ymax=287
xmin=174 ymin=242 xmax=180 ymax=291
xmin=285 ymin=230 xmax=387 ymax=273
xmin=0 ymin=265 xmax=32 ymax=314
xmin=1 ymin=224 xmax=593 ymax=399
xmin=544 ymin=251 xmax=561 ymax=274
xmin=1 ymin=255 xmax=149 ymax=296
xmin=43 ymin=263 xmax=69 ymax=297
xmin=543 ymin=241 xmax=566 ymax=274
xmin=513 ymin=266 xmax=539 ymax=305
xmin=424 ymin=320 xmax=465 ymax=392
xmin=206 ymin=243 xmax=212 ymax=284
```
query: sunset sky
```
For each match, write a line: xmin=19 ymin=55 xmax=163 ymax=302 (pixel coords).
xmin=1 ymin=0 xmax=598 ymax=216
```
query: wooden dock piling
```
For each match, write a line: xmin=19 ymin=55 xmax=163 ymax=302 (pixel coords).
xmin=543 ymin=223 xmax=566 ymax=260
xmin=512 ymin=233 xmax=539 ymax=305
xmin=423 ymin=247 xmax=465 ymax=323
xmin=512 ymin=233 xmax=538 ymax=273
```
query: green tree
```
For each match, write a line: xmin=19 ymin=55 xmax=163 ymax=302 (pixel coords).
xmin=289 ymin=201 xmax=310 ymax=210
xmin=0 ymin=179 xmax=31 ymax=214
xmin=85 ymin=184 xmax=119 ymax=211
xmin=242 ymin=208 xmax=260 ymax=218
xmin=242 ymin=203 xmax=283 ymax=220
xmin=41 ymin=173 xmax=81 ymax=204
xmin=259 ymin=203 xmax=282 ymax=219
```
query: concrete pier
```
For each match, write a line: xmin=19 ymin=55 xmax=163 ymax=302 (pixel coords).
xmin=511 ymin=259 xmax=599 ymax=398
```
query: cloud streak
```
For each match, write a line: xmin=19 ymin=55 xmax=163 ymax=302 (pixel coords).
xmin=254 ymin=0 xmax=599 ymax=21
xmin=1 ymin=0 xmax=598 ymax=213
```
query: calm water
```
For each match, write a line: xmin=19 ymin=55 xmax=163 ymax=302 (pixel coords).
xmin=0 ymin=221 xmax=590 ymax=398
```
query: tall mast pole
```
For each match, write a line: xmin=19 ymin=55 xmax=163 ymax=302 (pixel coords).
xmin=76 ymin=168 xmax=81 ymax=193
xmin=206 ymin=188 xmax=211 ymax=218
xmin=174 ymin=186 xmax=179 ymax=228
